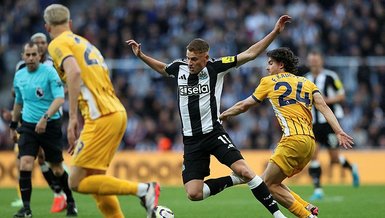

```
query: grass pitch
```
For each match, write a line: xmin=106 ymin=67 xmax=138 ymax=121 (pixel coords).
xmin=1 ymin=185 xmax=384 ymax=217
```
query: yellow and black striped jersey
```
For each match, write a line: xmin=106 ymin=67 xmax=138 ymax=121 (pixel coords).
xmin=48 ymin=31 xmax=125 ymax=120
xmin=252 ymin=72 xmax=320 ymax=138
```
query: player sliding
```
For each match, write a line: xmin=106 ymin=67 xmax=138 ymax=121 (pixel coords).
xmin=127 ymin=15 xmax=292 ymax=218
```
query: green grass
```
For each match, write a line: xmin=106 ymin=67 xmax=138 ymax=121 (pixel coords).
xmin=1 ymin=185 xmax=385 ymax=217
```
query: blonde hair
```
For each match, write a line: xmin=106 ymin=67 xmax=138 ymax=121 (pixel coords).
xmin=44 ymin=4 xmax=70 ymax=25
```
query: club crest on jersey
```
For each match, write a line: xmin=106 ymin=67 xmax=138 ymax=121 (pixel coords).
xmin=35 ymin=87 xmax=44 ymax=98
xmin=179 ymin=84 xmax=210 ymax=96
xmin=198 ymin=71 xmax=208 ymax=80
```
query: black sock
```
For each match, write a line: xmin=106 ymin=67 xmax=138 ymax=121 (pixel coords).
xmin=57 ymin=171 xmax=75 ymax=203
xmin=19 ymin=170 xmax=32 ymax=209
xmin=249 ymin=177 xmax=279 ymax=215
xmin=204 ymin=176 xmax=233 ymax=196
xmin=42 ymin=167 xmax=62 ymax=193
xmin=341 ymin=159 xmax=352 ymax=170
xmin=308 ymin=165 xmax=322 ymax=188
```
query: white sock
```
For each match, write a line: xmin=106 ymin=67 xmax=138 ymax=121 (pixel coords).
xmin=202 ymin=183 xmax=210 ymax=199
xmin=40 ymin=162 xmax=50 ymax=172
xmin=309 ymin=160 xmax=320 ymax=168
xmin=247 ymin=176 xmax=263 ymax=189
xmin=339 ymin=155 xmax=346 ymax=165
xmin=273 ymin=210 xmax=287 ymax=218
xmin=230 ymin=173 xmax=244 ymax=185
xmin=136 ymin=183 xmax=148 ymax=197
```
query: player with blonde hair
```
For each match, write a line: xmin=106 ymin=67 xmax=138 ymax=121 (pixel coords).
xmin=44 ymin=4 xmax=159 ymax=218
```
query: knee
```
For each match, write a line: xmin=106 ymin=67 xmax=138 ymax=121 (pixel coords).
xmin=234 ymin=166 xmax=255 ymax=182
xmin=51 ymin=166 xmax=64 ymax=177
xmin=186 ymin=189 xmax=203 ymax=201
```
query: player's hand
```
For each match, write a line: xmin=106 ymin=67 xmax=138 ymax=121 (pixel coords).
xmin=337 ymin=131 xmax=354 ymax=149
xmin=125 ymin=39 xmax=142 ymax=57
xmin=67 ymin=118 xmax=79 ymax=155
xmin=274 ymin=15 xmax=292 ymax=34
xmin=35 ymin=118 xmax=47 ymax=134
xmin=219 ymin=113 xmax=228 ymax=122
xmin=10 ymin=129 xmax=18 ymax=143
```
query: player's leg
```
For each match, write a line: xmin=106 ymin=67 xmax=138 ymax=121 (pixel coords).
xmin=308 ymin=144 xmax=323 ymax=201
xmin=230 ymin=159 xmax=285 ymax=218
xmin=262 ymin=162 xmax=313 ymax=218
xmin=328 ymin=148 xmax=359 ymax=187
xmin=11 ymin=144 xmax=23 ymax=207
xmin=37 ymin=148 xmax=66 ymax=213
xmin=93 ymin=195 xmax=124 ymax=218
xmin=69 ymin=111 xmax=159 ymax=218
xmin=281 ymin=184 xmax=319 ymax=216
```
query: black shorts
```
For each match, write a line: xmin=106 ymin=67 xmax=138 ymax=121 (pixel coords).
xmin=17 ymin=119 xmax=64 ymax=163
xmin=182 ymin=125 xmax=243 ymax=184
xmin=313 ymin=123 xmax=339 ymax=149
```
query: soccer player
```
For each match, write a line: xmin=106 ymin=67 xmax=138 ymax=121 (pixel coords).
xmin=219 ymin=47 xmax=354 ymax=218
xmin=10 ymin=41 xmax=77 ymax=218
xmin=44 ymin=4 xmax=159 ymax=218
xmin=11 ymin=32 xmax=68 ymax=212
xmin=127 ymin=15 xmax=291 ymax=218
xmin=305 ymin=50 xmax=359 ymax=200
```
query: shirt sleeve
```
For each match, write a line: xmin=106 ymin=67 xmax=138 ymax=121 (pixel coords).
xmin=48 ymin=67 xmax=65 ymax=98
xmin=48 ymin=38 xmax=73 ymax=70
xmin=210 ymin=56 xmax=237 ymax=74
xmin=13 ymin=76 xmax=23 ymax=104
xmin=252 ymin=77 xmax=269 ymax=102
xmin=165 ymin=59 xmax=184 ymax=77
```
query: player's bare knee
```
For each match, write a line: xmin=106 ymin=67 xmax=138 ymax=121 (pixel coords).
xmin=186 ymin=189 xmax=203 ymax=201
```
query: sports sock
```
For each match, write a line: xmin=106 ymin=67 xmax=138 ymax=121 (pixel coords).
xmin=288 ymin=200 xmax=311 ymax=218
xmin=57 ymin=171 xmax=74 ymax=203
xmin=290 ymin=190 xmax=309 ymax=207
xmin=93 ymin=195 xmax=124 ymax=218
xmin=136 ymin=183 xmax=149 ymax=197
xmin=204 ymin=176 xmax=233 ymax=197
xmin=40 ymin=164 xmax=62 ymax=194
xmin=248 ymin=176 xmax=280 ymax=215
xmin=339 ymin=155 xmax=352 ymax=170
xmin=308 ymin=160 xmax=322 ymax=189
xmin=19 ymin=170 xmax=32 ymax=209
xmin=77 ymin=175 xmax=139 ymax=195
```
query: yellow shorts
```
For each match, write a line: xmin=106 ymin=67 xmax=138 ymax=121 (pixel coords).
xmin=270 ymin=135 xmax=315 ymax=177
xmin=72 ymin=111 xmax=127 ymax=170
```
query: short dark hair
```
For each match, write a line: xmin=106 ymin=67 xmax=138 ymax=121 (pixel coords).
xmin=23 ymin=41 xmax=38 ymax=53
xmin=186 ymin=38 xmax=209 ymax=53
xmin=267 ymin=47 xmax=299 ymax=75
xmin=307 ymin=48 xmax=324 ymax=59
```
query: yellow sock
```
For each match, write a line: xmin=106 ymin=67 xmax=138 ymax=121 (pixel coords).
xmin=93 ymin=195 xmax=124 ymax=218
xmin=288 ymin=200 xmax=311 ymax=218
xmin=78 ymin=175 xmax=139 ymax=195
xmin=290 ymin=190 xmax=309 ymax=207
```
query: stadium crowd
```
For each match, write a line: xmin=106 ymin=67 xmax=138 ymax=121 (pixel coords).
xmin=1 ymin=0 xmax=384 ymax=150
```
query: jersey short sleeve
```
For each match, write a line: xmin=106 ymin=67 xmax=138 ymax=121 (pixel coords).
xmin=252 ymin=77 xmax=270 ymax=102
xmin=209 ymin=56 xmax=237 ymax=74
xmin=165 ymin=59 xmax=185 ymax=77
xmin=13 ymin=74 xmax=22 ymax=104
xmin=48 ymin=34 xmax=74 ymax=70
xmin=47 ymin=67 xmax=65 ymax=99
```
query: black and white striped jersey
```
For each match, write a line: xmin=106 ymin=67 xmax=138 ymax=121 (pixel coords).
xmin=165 ymin=56 xmax=237 ymax=136
xmin=305 ymin=69 xmax=344 ymax=124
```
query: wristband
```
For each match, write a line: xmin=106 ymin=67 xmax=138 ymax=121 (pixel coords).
xmin=9 ymin=121 xmax=18 ymax=130
xmin=43 ymin=113 xmax=50 ymax=120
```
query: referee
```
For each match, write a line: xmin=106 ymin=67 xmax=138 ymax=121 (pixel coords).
xmin=10 ymin=41 xmax=77 ymax=217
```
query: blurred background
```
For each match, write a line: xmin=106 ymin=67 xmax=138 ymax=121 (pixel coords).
xmin=1 ymin=0 xmax=384 ymax=152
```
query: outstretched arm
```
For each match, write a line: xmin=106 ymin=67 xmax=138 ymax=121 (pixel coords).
xmin=236 ymin=15 xmax=291 ymax=67
xmin=313 ymin=92 xmax=354 ymax=149
xmin=126 ymin=40 xmax=168 ymax=76
xmin=219 ymin=96 xmax=257 ymax=121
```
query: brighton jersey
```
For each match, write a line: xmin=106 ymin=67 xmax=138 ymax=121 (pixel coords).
xmin=13 ymin=64 xmax=64 ymax=123
xmin=165 ymin=56 xmax=237 ymax=136
xmin=252 ymin=72 xmax=319 ymax=138
xmin=48 ymin=31 xmax=125 ymax=120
